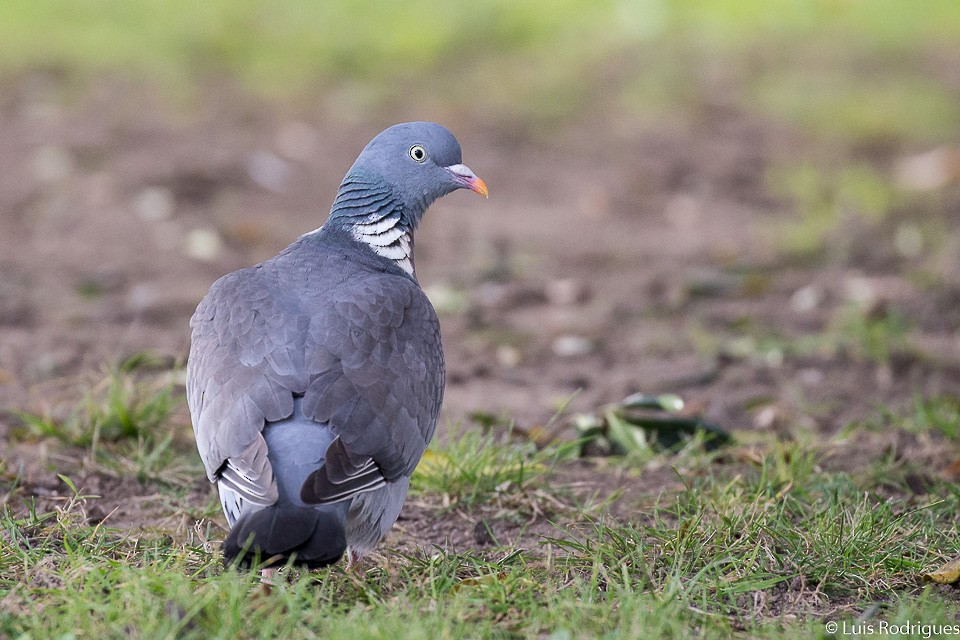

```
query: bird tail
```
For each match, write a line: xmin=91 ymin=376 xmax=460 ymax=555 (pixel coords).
xmin=222 ymin=505 xmax=346 ymax=569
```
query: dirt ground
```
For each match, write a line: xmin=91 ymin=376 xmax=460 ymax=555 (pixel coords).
xmin=1 ymin=74 xmax=960 ymax=537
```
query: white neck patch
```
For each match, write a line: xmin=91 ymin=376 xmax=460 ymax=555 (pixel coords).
xmin=352 ymin=217 xmax=414 ymax=275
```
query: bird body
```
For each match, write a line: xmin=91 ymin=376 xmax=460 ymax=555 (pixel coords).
xmin=186 ymin=123 xmax=487 ymax=568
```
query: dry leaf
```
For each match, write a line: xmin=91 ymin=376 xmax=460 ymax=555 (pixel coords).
xmin=923 ymin=556 xmax=960 ymax=584
xmin=940 ymin=459 xmax=960 ymax=482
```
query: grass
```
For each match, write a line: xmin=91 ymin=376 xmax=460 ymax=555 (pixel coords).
xmin=753 ymin=72 xmax=960 ymax=146
xmin=411 ymin=428 xmax=579 ymax=509
xmin=691 ymin=300 xmax=917 ymax=372
xmin=12 ymin=354 xmax=180 ymax=447
xmin=2 ymin=0 xmax=959 ymax=143
xmin=8 ymin=354 xmax=202 ymax=487
xmin=0 ymin=0 xmax=636 ymax=108
xmin=1 ymin=347 xmax=958 ymax=639
xmin=766 ymin=162 xmax=901 ymax=260
xmin=3 ymin=421 xmax=960 ymax=638
xmin=2 ymin=2 xmax=960 ymax=637
xmin=831 ymin=303 xmax=913 ymax=366
xmin=856 ymin=395 xmax=960 ymax=442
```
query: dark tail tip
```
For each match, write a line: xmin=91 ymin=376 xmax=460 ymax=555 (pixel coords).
xmin=223 ymin=506 xmax=346 ymax=570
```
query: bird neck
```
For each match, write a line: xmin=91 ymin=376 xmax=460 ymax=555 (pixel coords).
xmin=324 ymin=172 xmax=425 ymax=276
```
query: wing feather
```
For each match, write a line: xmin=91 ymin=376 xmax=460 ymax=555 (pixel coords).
xmin=301 ymin=277 xmax=444 ymax=504
xmin=188 ymin=248 xmax=444 ymax=514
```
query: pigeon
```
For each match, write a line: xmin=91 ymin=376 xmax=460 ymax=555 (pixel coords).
xmin=186 ymin=122 xmax=488 ymax=569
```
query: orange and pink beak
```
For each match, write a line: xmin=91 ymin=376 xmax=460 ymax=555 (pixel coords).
xmin=445 ymin=164 xmax=489 ymax=198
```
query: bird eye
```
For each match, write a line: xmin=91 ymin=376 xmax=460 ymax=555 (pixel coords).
xmin=409 ymin=145 xmax=427 ymax=163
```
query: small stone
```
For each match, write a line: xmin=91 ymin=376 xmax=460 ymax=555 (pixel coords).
xmin=247 ymin=150 xmax=291 ymax=192
xmin=789 ymin=285 xmax=821 ymax=313
xmin=754 ymin=405 xmax=781 ymax=430
xmin=894 ymin=223 xmax=924 ymax=258
xmin=664 ymin=193 xmax=700 ymax=230
xmin=799 ymin=368 xmax=824 ymax=386
xmin=546 ymin=278 xmax=590 ymax=306
xmin=184 ymin=228 xmax=224 ymax=262
xmin=845 ymin=276 xmax=876 ymax=307
xmin=31 ymin=145 xmax=73 ymax=183
xmin=764 ymin=347 xmax=784 ymax=368
xmin=894 ymin=147 xmax=960 ymax=191
xmin=495 ymin=345 xmax=521 ymax=369
xmin=577 ymin=182 xmax=611 ymax=219
xmin=552 ymin=335 xmax=593 ymax=357
xmin=127 ymin=283 xmax=158 ymax=312
xmin=133 ymin=186 xmax=175 ymax=222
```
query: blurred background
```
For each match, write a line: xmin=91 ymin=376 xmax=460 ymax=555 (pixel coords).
xmin=2 ymin=0 xmax=960 ymax=449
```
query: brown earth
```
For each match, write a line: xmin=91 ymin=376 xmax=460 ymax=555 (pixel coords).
xmin=1 ymin=74 xmax=960 ymax=553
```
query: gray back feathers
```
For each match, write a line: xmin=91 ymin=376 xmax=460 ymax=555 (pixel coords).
xmin=187 ymin=122 xmax=484 ymax=565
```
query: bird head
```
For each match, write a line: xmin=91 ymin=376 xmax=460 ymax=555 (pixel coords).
xmin=334 ymin=122 xmax=488 ymax=227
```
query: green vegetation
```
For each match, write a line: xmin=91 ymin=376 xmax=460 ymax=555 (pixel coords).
xmin=2 ymin=349 xmax=958 ymax=637
xmin=0 ymin=0 xmax=634 ymax=107
xmin=767 ymin=163 xmax=902 ymax=259
xmin=692 ymin=300 xmax=917 ymax=371
xmin=832 ymin=303 xmax=913 ymax=365
xmin=12 ymin=354 xmax=179 ymax=447
xmin=3 ymin=1 xmax=960 ymax=637
xmin=3 ymin=418 xmax=960 ymax=638
xmin=411 ymin=428 xmax=577 ymax=509
xmin=3 ymin=0 xmax=960 ymax=141
xmin=858 ymin=395 xmax=960 ymax=442
xmin=9 ymin=354 xmax=201 ymax=486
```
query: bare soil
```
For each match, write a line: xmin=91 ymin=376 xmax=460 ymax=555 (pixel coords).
xmin=1 ymin=74 xmax=960 ymax=551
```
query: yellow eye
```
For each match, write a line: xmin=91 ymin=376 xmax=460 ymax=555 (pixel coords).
xmin=409 ymin=145 xmax=427 ymax=162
